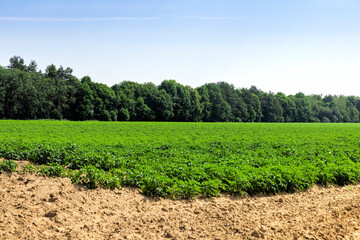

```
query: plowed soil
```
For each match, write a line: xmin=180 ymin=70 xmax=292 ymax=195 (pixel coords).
xmin=1 ymin=161 xmax=360 ymax=240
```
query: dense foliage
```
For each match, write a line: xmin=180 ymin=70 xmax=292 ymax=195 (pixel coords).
xmin=1 ymin=56 xmax=360 ymax=122
xmin=1 ymin=121 xmax=360 ymax=198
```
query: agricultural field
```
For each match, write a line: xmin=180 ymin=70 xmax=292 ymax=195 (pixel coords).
xmin=1 ymin=120 xmax=360 ymax=198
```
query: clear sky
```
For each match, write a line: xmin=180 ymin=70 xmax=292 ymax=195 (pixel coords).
xmin=1 ymin=0 xmax=360 ymax=96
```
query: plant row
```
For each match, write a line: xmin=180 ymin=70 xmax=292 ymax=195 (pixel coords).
xmin=1 ymin=144 xmax=360 ymax=198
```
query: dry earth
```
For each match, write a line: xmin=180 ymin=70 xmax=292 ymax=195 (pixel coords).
xmin=0 ymin=161 xmax=360 ymax=240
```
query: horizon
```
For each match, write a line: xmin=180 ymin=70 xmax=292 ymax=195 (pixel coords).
xmin=1 ymin=0 xmax=359 ymax=96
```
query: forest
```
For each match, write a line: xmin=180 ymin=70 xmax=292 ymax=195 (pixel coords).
xmin=1 ymin=56 xmax=359 ymax=123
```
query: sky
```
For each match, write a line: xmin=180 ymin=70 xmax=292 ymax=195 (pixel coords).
xmin=0 ymin=0 xmax=360 ymax=96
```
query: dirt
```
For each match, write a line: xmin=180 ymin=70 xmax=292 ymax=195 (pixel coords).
xmin=0 ymin=161 xmax=360 ymax=240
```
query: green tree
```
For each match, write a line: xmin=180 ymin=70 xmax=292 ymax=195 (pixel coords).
xmin=186 ymin=86 xmax=202 ymax=122
xmin=27 ymin=60 xmax=38 ymax=73
xmin=0 ymin=67 xmax=8 ymax=118
xmin=217 ymin=82 xmax=247 ymax=122
xmin=159 ymin=80 xmax=192 ymax=121
xmin=197 ymin=85 xmax=212 ymax=121
xmin=200 ymin=83 xmax=231 ymax=122
xmin=1 ymin=67 xmax=52 ymax=119
xmin=260 ymin=92 xmax=284 ymax=122
xmin=141 ymin=82 xmax=173 ymax=121
xmin=75 ymin=76 xmax=95 ymax=120
xmin=118 ymin=107 xmax=130 ymax=121
xmin=135 ymin=97 xmax=154 ymax=121
xmin=8 ymin=56 xmax=27 ymax=71
xmin=290 ymin=92 xmax=312 ymax=122
xmin=112 ymin=81 xmax=141 ymax=121
xmin=112 ymin=85 xmax=132 ymax=121
xmin=92 ymin=82 xmax=117 ymax=121
xmin=239 ymin=88 xmax=262 ymax=122
xmin=308 ymin=95 xmax=323 ymax=122
xmin=276 ymin=92 xmax=296 ymax=122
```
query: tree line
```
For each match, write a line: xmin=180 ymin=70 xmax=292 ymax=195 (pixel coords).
xmin=1 ymin=56 xmax=360 ymax=122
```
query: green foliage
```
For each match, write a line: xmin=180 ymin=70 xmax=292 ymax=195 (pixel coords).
xmin=74 ymin=165 xmax=121 ymax=189
xmin=21 ymin=163 xmax=37 ymax=174
xmin=1 ymin=121 xmax=360 ymax=198
xmin=37 ymin=163 xmax=67 ymax=177
xmin=0 ymin=159 xmax=18 ymax=173
xmin=1 ymin=56 xmax=360 ymax=123
xmin=18 ymin=162 xmax=122 ymax=190
xmin=198 ymin=83 xmax=231 ymax=122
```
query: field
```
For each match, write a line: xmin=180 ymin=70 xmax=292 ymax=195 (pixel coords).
xmin=1 ymin=120 xmax=360 ymax=198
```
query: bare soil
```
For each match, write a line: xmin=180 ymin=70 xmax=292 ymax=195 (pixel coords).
xmin=0 ymin=161 xmax=360 ymax=240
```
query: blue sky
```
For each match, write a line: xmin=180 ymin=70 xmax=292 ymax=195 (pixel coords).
xmin=1 ymin=0 xmax=360 ymax=95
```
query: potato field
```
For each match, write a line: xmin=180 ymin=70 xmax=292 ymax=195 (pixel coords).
xmin=1 ymin=120 xmax=360 ymax=198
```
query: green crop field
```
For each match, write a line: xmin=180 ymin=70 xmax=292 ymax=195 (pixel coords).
xmin=1 ymin=120 xmax=360 ymax=198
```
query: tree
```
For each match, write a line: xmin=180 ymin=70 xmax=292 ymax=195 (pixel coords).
xmin=43 ymin=64 xmax=80 ymax=119
xmin=141 ymin=82 xmax=173 ymax=121
xmin=91 ymin=82 xmax=117 ymax=121
xmin=0 ymin=67 xmax=8 ymax=118
xmin=74 ymin=76 xmax=95 ymax=120
xmin=0 ymin=67 xmax=52 ymax=119
xmin=197 ymin=85 xmax=212 ymax=121
xmin=331 ymin=96 xmax=359 ymax=123
xmin=112 ymin=84 xmax=131 ymax=121
xmin=239 ymin=88 xmax=262 ymax=122
xmin=118 ymin=107 xmax=130 ymax=121
xmin=159 ymin=80 xmax=192 ymax=121
xmin=186 ymin=86 xmax=202 ymax=122
xmin=260 ymin=92 xmax=284 ymax=122
xmin=276 ymin=92 xmax=296 ymax=122
xmin=200 ymin=83 xmax=231 ymax=122
xmin=45 ymin=64 xmax=58 ymax=79
xmin=217 ymin=82 xmax=247 ymax=122
xmin=135 ymin=97 xmax=154 ymax=121
xmin=308 ymin=95 xmax=323 ymax=122
xmin=290 ymin=92 xmax=312 ymax=122
xmin=27 ymin=60 xmax=38 ymax=73
xmin=112 ymin=81 xmax=141 ymax=121
xmin=8 ymin=56 xmax=27 ymax=71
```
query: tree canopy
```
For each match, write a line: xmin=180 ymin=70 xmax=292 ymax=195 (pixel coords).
xmin=0 ymin=56 xmax=359 ymax=122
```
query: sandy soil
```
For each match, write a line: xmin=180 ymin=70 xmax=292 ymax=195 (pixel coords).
xmin=0 ymin=161 xmax=360 ymax=240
